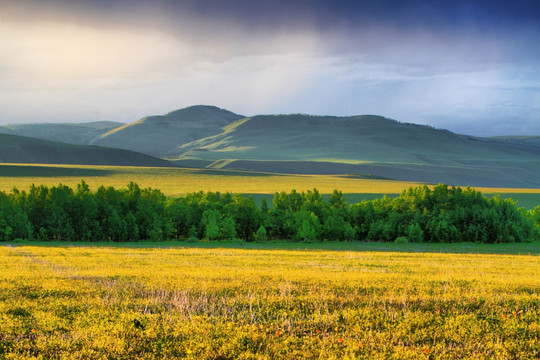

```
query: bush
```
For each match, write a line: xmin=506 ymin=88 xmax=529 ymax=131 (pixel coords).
xmin=394 ymin=236 xmax=409 ymax=243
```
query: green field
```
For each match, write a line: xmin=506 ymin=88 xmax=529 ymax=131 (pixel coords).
xmin=1 ymin=242 xmax=539 ymax=359
xmin=2 ymin=163 xmax=540 ymax=209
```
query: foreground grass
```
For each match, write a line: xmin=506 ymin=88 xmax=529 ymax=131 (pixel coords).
xmin=1 ymin=243 xmax=539 ymax=359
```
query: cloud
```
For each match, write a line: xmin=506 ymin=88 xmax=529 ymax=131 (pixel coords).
xmin=0 ymin=0 xmax=539 ymax=136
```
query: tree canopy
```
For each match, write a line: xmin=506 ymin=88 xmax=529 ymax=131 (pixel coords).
xmin=0 ymin=182 xmax=537 ymax=243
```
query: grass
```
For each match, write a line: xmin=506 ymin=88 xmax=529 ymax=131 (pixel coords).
xmin=0 ymin=163 xmax=425 ymax=197
xmin=1 ymin=242 xmax=539 ymax=359
xmin=1 ymin=163 xmax=540 ymax=209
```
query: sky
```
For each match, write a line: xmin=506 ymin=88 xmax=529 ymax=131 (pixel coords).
xmin=1 ymin=0 xmax=539 ymax=136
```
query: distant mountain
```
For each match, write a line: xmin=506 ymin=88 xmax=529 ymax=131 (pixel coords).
xmin=169 ymin=114 xmax=540 ymax=188
xmin=0 ymin=133 xmax=173 ymax=167
xmin=92 ymin=105 xmax=244 ymax=156
xmin=1 ymin=121 xmax=124 ymax=145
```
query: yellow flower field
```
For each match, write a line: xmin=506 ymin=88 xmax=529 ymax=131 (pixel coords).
xmin=1 ymin=244 xmax=538 ymax=359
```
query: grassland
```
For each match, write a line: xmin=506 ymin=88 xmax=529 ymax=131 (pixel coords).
xmin=2 ymin=163 xmax=540 ymax=209
xmin=1 ymin=242 xmax=539 ymax=359
xmin=0 ymin=163 xmax=425 ymax=196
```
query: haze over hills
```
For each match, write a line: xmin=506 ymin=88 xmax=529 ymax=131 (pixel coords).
xmin=1 ymin=105 xmax=539 ymax=188
xmin=0 ymin=121 xmax=124 ymax=145
xmin=91 ymin=105 xmax=244 ymax=157
xmin=0 ymin=133 xmax=173 ymax=167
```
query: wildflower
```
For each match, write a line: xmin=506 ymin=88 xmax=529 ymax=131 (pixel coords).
xmin=276 ymin=331 xmax=281 ymax=336
xmin=424 ymin=348 xmax=429 ymax=354
xmin=259 ymin=325 xmax=264 ymax=330
xmin=186 ymin=349 xmax=192 ymax=354
xmin=334 ymin=327 xmax=339 ymax=331
xmin=31 ymin=329 xmax=36 ymax=333
xmin=358 ymin=341 xmax=364 ymax=347
xmin=316 ymin=329 xmax=321 ymax=333
xmin=338 ymin=338 xmax=344 ymax=343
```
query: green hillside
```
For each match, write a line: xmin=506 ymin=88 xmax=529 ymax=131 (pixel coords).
xmin=2 ymin=108 xmax=539 ymax=188
xmin=168 ymin=114 xmax=540 ymax=188
xmin=2 ymin=121 xmax=124 ymax=145
xmin=0 ymin=133 xmax=173 ymax=167
xmin=92 ymin=105 xmax=244 ymax=156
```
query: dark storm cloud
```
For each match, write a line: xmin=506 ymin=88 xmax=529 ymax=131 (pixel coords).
xmin=5 ymin=0 xmax=540 ymax=64
xmin=5 ymin=0 xmax=540 ymax=33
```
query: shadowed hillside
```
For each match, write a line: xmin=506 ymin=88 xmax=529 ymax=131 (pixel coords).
xmin=169 ymin=114 xmax=540 ymax=188
xmin=0 ymin=133 xmax=173 ymax=167
xmin=92 ymin=105 xmax=244 ymax=156
xmin=488 ymin=136 xmax=540 ymax=155
xmin=1 ymin=121 xmax=124 ymax=145
xmin=0 ymin=126 xmax=14 ymax=135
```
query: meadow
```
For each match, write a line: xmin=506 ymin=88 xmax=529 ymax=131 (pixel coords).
xmin=1 ymin=163 xmax=540 ymax=209
xmin=1 ymin=243 xmax=539 ymax=359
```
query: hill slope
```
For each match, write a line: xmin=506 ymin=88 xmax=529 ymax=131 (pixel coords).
xmin=92 ymin=105 xmax=244 ymax=156
xmin=1 ymin=121 xmax=124 ymax=145
xmin=169 ymin=114 xmax=540 ymax=188
xmin=0 ymin=133 xmax=173 ymax=167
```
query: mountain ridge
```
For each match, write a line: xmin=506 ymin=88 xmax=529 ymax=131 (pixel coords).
xmin=91 ymin=105 xmax=244 ymax=156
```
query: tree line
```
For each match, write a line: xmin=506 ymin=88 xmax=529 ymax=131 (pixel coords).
xmin=0 ymin=181 xmax=538 ymax=243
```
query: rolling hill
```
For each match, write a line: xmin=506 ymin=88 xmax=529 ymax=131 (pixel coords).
xmin=0 ymin=121 xmax=124 ymax=145
xmin=0 ymin=133 xmax=173 ymax=167
xmin=91 ymin=105 xmax=244 ymax=156
xmin=2 ymin=106 xmax=539 ymax=188
xmin=167 ymin=114 xmax=540 ymax=188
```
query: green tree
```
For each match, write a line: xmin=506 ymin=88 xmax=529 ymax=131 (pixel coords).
xmin=229 ymin=195 xmax=260 ymax=241
xmin=261 ymin=197 xmax=269 ymax=214
xmin=219 ymin=216 xmax=236 ymax=240
xmin=295 ymin=211 xmax=320 ymax=242
xmin=256 ymin=225 xmax=267 ymax=241
xmin=407 ymin=222 xmax=423 ymax=243
xmin=203 ymin=209 xmax=220 ymax=241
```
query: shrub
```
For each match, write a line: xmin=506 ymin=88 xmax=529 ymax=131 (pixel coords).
xmin=394 ymin=236 xmax=409 ymax=243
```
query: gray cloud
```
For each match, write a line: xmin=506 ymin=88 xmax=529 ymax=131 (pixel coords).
xmin=0 ymin=0 xmax=539 ymax=136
